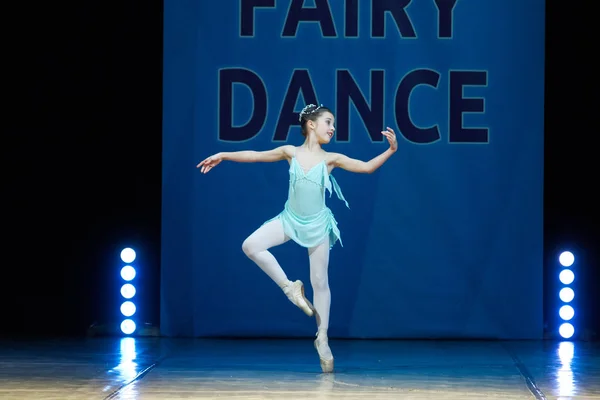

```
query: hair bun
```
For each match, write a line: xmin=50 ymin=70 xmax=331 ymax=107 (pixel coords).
xmin=298 ymin=104 xmax=323 ymax=122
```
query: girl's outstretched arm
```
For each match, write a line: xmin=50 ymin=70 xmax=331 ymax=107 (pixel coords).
xmin=197 ymin=145 xmax=295 ymax=174
xmin=331 ymin=127 xmax=398 ymax=174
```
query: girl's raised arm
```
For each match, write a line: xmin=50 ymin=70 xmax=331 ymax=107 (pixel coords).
xmin=330 ymin=127 xmax=397 ymax=174
xmin=197 ymin=145 xmax=295 ymax=174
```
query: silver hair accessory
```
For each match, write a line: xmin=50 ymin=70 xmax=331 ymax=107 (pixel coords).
xmin=298 ymin=104 xmax=323 ymax=122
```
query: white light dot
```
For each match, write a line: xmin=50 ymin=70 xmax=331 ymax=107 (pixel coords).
xmin=121 ymin=319 xmax=136 ymax=335
xmin=559 ymin=305 xmax=574 ymax=321
xmin=559 ymin=269 xmax=574 ymax=285
xmin=559 ymin=323 xmax=574 ymax=339
xmin=559 ymin=251 xmax=574 ymax=267
xmin=559 ymin=287 xmax=574 ymax=303
xmin=121 ymin=301 xmax=137 ymax=317
xmin=121 ymin=283 xmax=136 ymax=299
xmin=121 ymin=248 xmax=136 ymax=263
xmin=121 ymin=265 xmax=136 ymax=281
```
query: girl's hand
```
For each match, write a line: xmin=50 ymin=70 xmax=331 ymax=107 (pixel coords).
xmin=382 ymin=127 xmax=397 ymax=152
xmin=196 ymin=153 xmax=223 ymax=174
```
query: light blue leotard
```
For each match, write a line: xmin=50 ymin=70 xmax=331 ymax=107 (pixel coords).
xmin=264 ymin=149 xmax=350 ymax=249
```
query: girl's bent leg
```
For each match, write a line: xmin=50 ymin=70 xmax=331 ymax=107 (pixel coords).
xmin=242 ymin=218 xmax=290 ymax=287
xmin=242 ymin=218 xmax=314 ymax=317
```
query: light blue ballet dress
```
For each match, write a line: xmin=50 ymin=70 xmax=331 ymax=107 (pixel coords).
xmin=264 ymin=152 xmax=350 ymax=249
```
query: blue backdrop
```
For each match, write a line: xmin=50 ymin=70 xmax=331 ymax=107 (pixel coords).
xmin=161 ymin=0 xmax=545 ymax=339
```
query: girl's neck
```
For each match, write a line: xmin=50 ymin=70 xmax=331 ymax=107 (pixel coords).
xmin=302 ymin=135 xmax=323 ymax=152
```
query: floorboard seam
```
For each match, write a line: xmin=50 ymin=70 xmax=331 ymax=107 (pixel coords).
xmin=502 ymin=343 xmax=547 ymax=400
xmin=103 ymin=354 xmax=168 ymax=400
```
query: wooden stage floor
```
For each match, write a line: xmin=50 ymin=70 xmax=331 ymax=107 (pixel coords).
xmin=0 ymin=336 xmax=598 ymax=399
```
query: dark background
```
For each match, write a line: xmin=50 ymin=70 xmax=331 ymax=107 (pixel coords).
xmin=4 ymin=2 xmax=597 ymax=339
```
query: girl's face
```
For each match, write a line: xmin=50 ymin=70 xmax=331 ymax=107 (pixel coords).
xmin=311 ymin=112 xmax=335 ymax=144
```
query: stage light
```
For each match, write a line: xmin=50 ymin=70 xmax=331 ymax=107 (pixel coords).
xmin=121 ymin=301 xmax=136 ymax=317
xmin=559 ymin=287 xmax=574 ymax=303
xmin=121 ymin=319 xmax=136 ymax=335
xmin=559 ymin=251 xmax=574 ymax=267
xmin=119 ymin=247 xmax=138 ymax=335
xmin=121 ymin=265 xmax=136 ymax=281
xmin=559 ymin=269 xmax=574 ymax=285
xmin=121 ymin=283 xmax=136 ymax=299
xmin=121 ymin=248 xmax=136 ymax=263
xmin=557 ymin=249 xmax=576 ymax=339
xmin=559 ymin=305 xmax=574 ymax=321
xmin=559 ymin=323 xmax=574 ymax=339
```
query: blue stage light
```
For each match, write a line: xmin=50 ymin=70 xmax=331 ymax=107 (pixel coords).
xmin=120 ymin=247 xmax=137 ymax=335
xmin=557 ymin=250 xmax=575 ymax=339
xmin=121 ymin=319 xmax=136 ymax=335
xmin=120 ymin=248 xmax=136 ymax=263
xmin=121 ymin=265 xmax=136 ymax=281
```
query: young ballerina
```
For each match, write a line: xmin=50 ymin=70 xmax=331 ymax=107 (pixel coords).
xmin=197 ymin=104 xmax=397 ymax=373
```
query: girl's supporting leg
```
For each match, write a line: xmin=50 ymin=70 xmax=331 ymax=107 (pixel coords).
xmin=308 ymin=237 xmax=334 ymax=373
xmin=308 ymin=237 xmax=331 ymax=331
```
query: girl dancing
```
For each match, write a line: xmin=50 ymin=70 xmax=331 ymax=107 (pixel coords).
xmin=197 ymin=104 xmax=398 ymax=373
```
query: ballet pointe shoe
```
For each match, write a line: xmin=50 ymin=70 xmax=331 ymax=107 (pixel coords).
xmin=282 ymin=280 xmax=315 ymax=317
xmin=314 ymin=330 xmax=334 ymax=373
